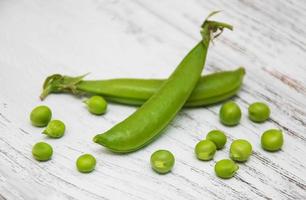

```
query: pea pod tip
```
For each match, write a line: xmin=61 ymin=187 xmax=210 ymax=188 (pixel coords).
xmin=93 ymin=135 xmax=100 ymax=143
xmin=93 ymin=134 xmax=128 ymax=153
xmin=238 ymin=67 xmax=246 ymax=75
xmin=93 ymin=134 xmax=108 ymax=147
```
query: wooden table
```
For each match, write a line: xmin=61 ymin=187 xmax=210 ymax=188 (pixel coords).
xmin=0 ymin=0 xmax=305 ymax=199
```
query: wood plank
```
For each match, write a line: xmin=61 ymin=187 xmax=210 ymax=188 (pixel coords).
xmin=0 ymin=0 xmax=305 ymax=199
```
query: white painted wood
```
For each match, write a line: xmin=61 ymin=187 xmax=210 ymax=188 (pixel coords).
xmin=0 ymin=0 xmax=305 ymax=199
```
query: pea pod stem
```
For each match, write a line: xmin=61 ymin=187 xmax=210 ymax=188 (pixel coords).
xmin=40 ymin=67 xmax=245 ymax=107
xmin=92 ymin=12 xmax=232 ymax=153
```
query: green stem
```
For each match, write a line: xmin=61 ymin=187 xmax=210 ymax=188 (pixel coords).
xmin=201 ymin=11 xmax=233 ymax=47
xmin=40 ymin=73 xmax=88 ymax=100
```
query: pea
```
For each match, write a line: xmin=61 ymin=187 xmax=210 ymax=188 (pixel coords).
xmin=230 ymin=139 xmax=252 ymax=162
xmin=150 ymin=150 xmax=175 ymax=174
xmin=42 ymin=120 xmax=65 ymax=138
xmin=261 ymin=129 xmax=283 ymax=152
xmin=248 ymin=102 xmax=270 ymax=123
xmin=76 ymin=154 xmax=96 ymax=173
xmin=32 ymin=142 xmax=53 ymax=161
xmin=206 ymin=130 xmax=227 ymax=150
xmin=30 ymin=105 xmax=52 ymax=127
xmin=215 ymin=159 xmax=239 ymax=179
xmin=195 ymin=140 xmax=217 ymax=160
xmin=219 ymin=101 xmax=241 ymax=126
xmin=84 ymin=96 xmax=107 ymax=115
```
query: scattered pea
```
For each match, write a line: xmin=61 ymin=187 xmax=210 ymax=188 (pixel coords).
xmin=230 ymin=139 xmax=252 ymax=162
xmin=30 ymin=105 xmax=52 ymax=127
xmin=219 ymin=101 xmax=241 ymax=126
xmin=76 ymin=154 xmax=96 ymax=173
xmin=42 ymin=120 xmax=65 ymax=138
xmin=261 ymin=129 xmax=283 ymax=152
xmin=215 ymin=159 xmax=239 ymax=179
xmin=32 ymin=142 xmax=53 ymax=161
xmin=150 ymin=150 xmax=175 ymax=174
xmin=195 ymin=140 xmax=217 ymax=160
xmin=84 ymin=96 xmax=107 ymax=115
xmin=248 ymin=102 xmax=270 ymax=123
xmin=206 ymin=130 xmax=227 ymax=150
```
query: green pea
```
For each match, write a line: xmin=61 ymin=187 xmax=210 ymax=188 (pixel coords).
xmin=76 ymin=154 xmax=96 ymax=173
xmin=42 ymin=120 xmax=65 ymax=138
xmin=84 ymin=96 xmax=107 ymax=115
xmin=32 ymin=142 xmax=53 ymax=161
xmin=219 ymin=101 xmax=241 ymax=126
xmin=248 ymin=102 xmax=270 ymax=123
xmin=261 ymin=129 xmax=283 ymax=152
xmin=195 ymin=140 xmax=217 ymax=160
xmin=215 ymin=159 xmax=239 ymax=179
xmin=230 ymin=139 xmax=252 ymax=162
xmin=30 ymin=105 xmax=52 ymax=127
xmin=150 ymin=150 xmax=175 ymax=174
xmin=206 ymin=130 xmax=227 ymax=150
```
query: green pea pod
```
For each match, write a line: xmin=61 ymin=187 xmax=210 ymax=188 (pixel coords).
xmin=40 ymin=12 xmax=233 ymax=153
xmin=92 ymin=13 xmax=232 ymax=153
xmin=41 ymin=67 xmax=244 ymax=107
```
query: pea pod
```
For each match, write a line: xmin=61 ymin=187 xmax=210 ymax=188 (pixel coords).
xmin=92 ymin=13 xmax=233 ymax=153
xmin=41 ymin=68 xmax=244 ymax=107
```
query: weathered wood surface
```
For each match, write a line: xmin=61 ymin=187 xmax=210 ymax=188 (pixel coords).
xmin=0 ymin=0 xmax=305 ymax=199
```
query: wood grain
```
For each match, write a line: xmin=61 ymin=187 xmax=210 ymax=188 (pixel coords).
xmin=0 ymin=0 xmax=305 ymax=199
